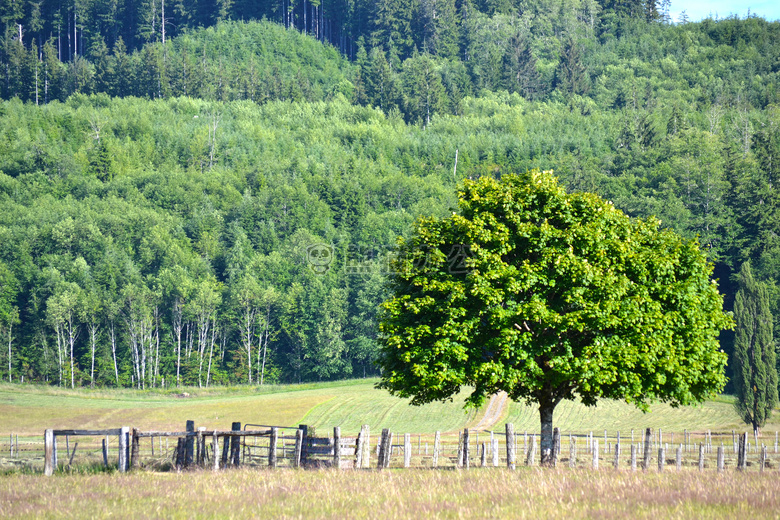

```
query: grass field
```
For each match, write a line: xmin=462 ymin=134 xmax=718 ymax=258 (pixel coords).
xmin=2 ymin=380 xmax=780 ymax=518
xmin=2 ymin=379 xmax=779 ymax=439
xmin=1 ymin=467 xmax=779 ymax=519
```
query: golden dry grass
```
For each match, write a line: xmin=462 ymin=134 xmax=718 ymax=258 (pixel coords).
xmin=1 ymin=467 xmax=779 ymax=519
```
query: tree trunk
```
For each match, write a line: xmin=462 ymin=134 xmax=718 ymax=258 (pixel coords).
xmin=109 ymin=321 xmax=119 ymax=386
xmin=539 ymin=400 xmax=555 ymax=466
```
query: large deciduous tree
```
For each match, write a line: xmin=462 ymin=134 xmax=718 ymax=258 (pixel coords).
xmin=733 ymin=261 xmax=778 ymax=434
xmin=377 ymin=169 xmax=732 ymax=465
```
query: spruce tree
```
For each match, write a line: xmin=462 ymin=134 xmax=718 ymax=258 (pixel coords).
xmin=733 ymin=261 xmax=778 ymax=434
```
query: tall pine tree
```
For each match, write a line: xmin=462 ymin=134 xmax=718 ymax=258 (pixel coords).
xmin=733 ymin=261 xmax=778 ymax=434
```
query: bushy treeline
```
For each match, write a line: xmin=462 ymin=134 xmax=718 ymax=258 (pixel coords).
xmin=2 ymin=2 xmax=779 ymax=123
xmin=0 ymin=85 xmax=778 ymax=388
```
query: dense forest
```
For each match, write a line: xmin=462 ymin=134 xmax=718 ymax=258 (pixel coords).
xmin=0 ymin=0 xmax=778 ymax=390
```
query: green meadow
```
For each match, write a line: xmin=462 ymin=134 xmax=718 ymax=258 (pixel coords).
xmin=2 ymin=380 xmax=778 ymax=438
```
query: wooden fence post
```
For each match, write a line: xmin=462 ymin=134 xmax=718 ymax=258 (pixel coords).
xmin=527 ymin=435 xmax=537 ymax=466
xmin=361 ymin=425 xmax=370 ymax=469
xmin=675 ymin=446 xmax=682 ymax=470
xmin=456 ymin=431 xmax=464 ymax=468
xmin=334 ymin=427 xmax=341 ymax=469
xmin=212 ymin=432 xmax=219 ymax=471
xmin=380 ymin=430 xmax=393 ymax=469
xmin=717 ymin=445 xmax=724 ymax=472
xmin=592 ymin=439 xmax=598 ymax=469
xmin=492 ymin=436 xmax=499 ymax=467
xmin=569 ymin=437 xmax=577 ymax=468
xmin=269 ymin=427 xmax=278 ymax=468
xmin=184 ymin=420 xmax=195 ymax=468
xmin=462 ymin=429 xmax=470 ymax=469
xmin=44 ymin=430 xmax=55 ymax=476
xmin=698 ymin=443 xmax=705 ymax=471
xmin=230 ymin=422 xmax=241 ymax=467
xmin=377 ymin=429 xmax=388 ymax=469
xmin=175 ymin=438 xmax=185 ymax=470
xmin=642 ymin=428 xmax=652 ymax=471
xmin=100 ymin=437 xmax=108 ymax=468
xmin=552 ymin=427 xmax=560 ymax=467
xmin=293 ymin=429 xmax=303 ymax=468
xmin=505 ymin=423 xmax=515 ymax=470
xmin=221 ymin=430 xmax=230 ymax=466
xmin=118 ymin=427 xmax=129 ymax=472
xmin=658 ymin=447 xmax=664 ymax=472
xmin=355 ymin=426 xmax=364 ymax=469
xmin=197 ymin=427 xmax=206 ymax=466
xmin=613 ymin=440 xmax=621 ymax=469
xmin=403 ymin=433 xmax=411 ymax=468
xmin=630 ymin=444 xmax=636 ymax=471
xmin=130 ymin=428 xmax=140 ymax=469
xmin=737 ymin=433 xmax=746 ymax=471
xmin=432 ymin=431 xmax=441 ymax=468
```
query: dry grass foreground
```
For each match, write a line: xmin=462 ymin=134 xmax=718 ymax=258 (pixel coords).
xmin=1 ymin=468 xmax=778 ymax=519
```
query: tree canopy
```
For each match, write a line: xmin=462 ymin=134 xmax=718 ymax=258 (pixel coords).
xmin=377 ymin=170 xmax=732 ymax=464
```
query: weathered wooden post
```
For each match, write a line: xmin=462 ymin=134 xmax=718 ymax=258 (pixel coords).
xmin=403 ymin=433 xmax=411 ymax=468
xmin=456 ymin=431 xmax=464 ymax=468
xmin=675 ymin=446 xmax=682 ymax=470
xmin=377 ymin=429 xmax=388 ymax=469
xmin=175 ymin=438 xmax=185 ymax=470
xmin=492 ymin=436 xmax=499 ymax=467
xmin=569 ymin=437 xmax=577 ymax=468
xmin=642 ymin=428 xmax=652 ymax=471
xmin=760 ymin=445 xmax=767 ymax=473
xmin=44 ymin=430 xmax=55 ymax=476
xmin=293 ymin=428 xmax=303 ymax=468
xmin=118 ymin=427 xmax=129 ymax=472
xmin=432 ymin=431 xmax=441 ymax=468
xmin=630 ymin=444 xmax=637 ymax=471
xmin=196 ymin=427 xmax=206 ymax=466
xmin=592 ymin=439 xmax=599 ymax=469
xmin=102 ymin=439 xmax=108 ymax=468
xmin=269 ymin=427 xmax=278 ymax=468
xmin=185 ymin=420 xmax=195 ymax=468
xmin=361 ymin=425 xmax=370 ymax=468
xmin=613 ymin=440 xmax=621 ymax=469
xmin=380 ymin=430 xmax=393 ymax=469
xmin=698 ymin=443 xmax=705 ymax=471
xmin=480 ymin=443 xmax=487 ymax=467
xmin=355 ymin=426 xmax=365 ymax=469
xmin=737 ymin=433 xmax=747 ymax=471
xmin=717 ymin=445 xmax=724 ymax=472
xmin=462 ymin=429 xmax=470 ymax=469
xmin=334 ymin=427 xmax=342 ymax=469
xmin=212 ymin=431 xmax=219 ymax=471
xmin=130 ymin=428 xmax=140 ymax=469
xmin=229 ymin=422 xmax=241 ymax=467
xmin=658 ymin=447 xmax=664 ymax=472
xmin=527 ymin=435 xmax=536 ymax=467
xmin=552 ymin=427 xmax=560 ymax=467
xmin=505 ymin=423 xmax=515 ymax=470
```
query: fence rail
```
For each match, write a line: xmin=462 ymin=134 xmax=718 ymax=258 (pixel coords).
xmin=2 ymin=422 xmax=774 ymax=476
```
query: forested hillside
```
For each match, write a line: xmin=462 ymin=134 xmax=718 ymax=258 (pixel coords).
xmin=0 ymin=1 xmax=778 ymax=390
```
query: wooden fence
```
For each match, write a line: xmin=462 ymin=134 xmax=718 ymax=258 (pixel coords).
xmin=22 ymin=423 xmax=780 ymax=475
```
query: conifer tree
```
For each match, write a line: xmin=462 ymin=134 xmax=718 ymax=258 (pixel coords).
xmin=733 ymin=261 xmax=778 ymax=434
xmin=555 ymin=35 xmax=589 ymax=96
xmin=501 ymin=32 xmax=544 ymax=100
